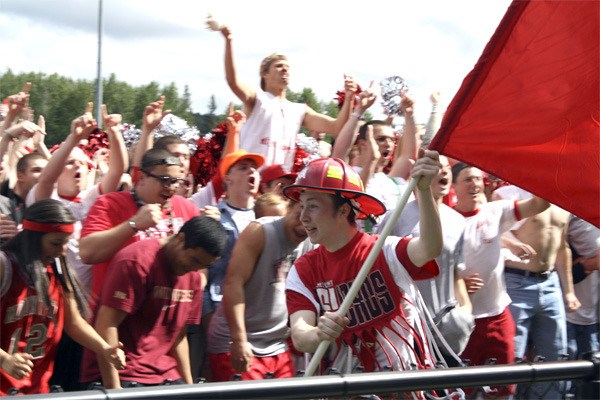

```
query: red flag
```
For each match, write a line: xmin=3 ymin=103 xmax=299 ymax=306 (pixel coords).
xmin=430 ymin=0 xmax=600 ymax=227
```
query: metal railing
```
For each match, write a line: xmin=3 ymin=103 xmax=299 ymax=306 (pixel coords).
xmin=12 ymin=354 xmax=600 ymax=399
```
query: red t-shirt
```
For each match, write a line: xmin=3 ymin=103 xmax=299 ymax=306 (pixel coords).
xmin=0 ymin=254 xmax=64 ymax=395
xmin=81 ymin=191 xmax=200 ymax=296
xmin=80 ymin=239 xmax=202 ymax=384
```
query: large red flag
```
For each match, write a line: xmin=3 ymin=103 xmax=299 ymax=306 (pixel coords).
xmin=430 ymin=0 xmax=599 ymax=227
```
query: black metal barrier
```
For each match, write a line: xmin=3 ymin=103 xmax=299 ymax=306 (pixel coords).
xmin=13 ymin=355 xmax=600 ymax=399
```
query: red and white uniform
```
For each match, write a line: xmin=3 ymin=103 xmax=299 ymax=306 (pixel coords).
xmin=0 ymin=252 xmax=64 ymax=395
xmin=286 ymin=232 xmax=439 ymax=373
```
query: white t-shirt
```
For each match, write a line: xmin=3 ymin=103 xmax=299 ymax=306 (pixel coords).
xmin=189 ymin=181 xmax=217 ymax=209
xmin=352 ymin=168 xmax=413 ymax=233
xmin=461 ymin=200 xmax=519 ymax=318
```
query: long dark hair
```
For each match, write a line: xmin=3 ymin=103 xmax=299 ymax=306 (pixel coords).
xmin=1 ymin=199 xmax=91 ymax=318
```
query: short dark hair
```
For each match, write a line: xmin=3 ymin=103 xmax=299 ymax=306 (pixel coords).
xmin=141 ymin=148 xmax=181 ymax=170
xmin=451 ymin=162 xmax=472 ymax=183
xmin=357 ymin=120 xmax=388 ymax=142
xmin=16 ymin=153 xmax=47 ymax=174
xmin=154 ymin=135 xmax=187 ymax=151
xmin=178 ymin=215 xmax=227 ymax=257
xmin=331 ymin=195 xmax=357 ymax=225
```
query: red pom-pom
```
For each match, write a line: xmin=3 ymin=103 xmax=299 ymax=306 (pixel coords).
xmin=292 ymin=147 xmax=309 ymax=174
xmin=190 ymin=122 xmax=228 ymax=187
xmin=334 ymin=85 xmax=362 ymax=110
xmin=77 ymin=129 xmax=109 ymax=163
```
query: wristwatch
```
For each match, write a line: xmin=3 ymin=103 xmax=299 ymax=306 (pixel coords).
xmin=127 ymin=219 xmax=139 ymax=232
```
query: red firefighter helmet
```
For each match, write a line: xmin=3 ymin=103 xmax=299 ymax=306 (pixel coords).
xmin=283 ymin=158 xmax=386 ymax=220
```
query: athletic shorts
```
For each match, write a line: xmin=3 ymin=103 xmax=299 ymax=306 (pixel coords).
xmin=209 ymin=350 xmax=295 ymax=382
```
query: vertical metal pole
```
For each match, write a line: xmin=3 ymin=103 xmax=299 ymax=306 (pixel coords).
xmin=95 ymin=0 xmax=103 ymax=127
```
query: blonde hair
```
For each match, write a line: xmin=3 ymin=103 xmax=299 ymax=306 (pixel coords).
xmin=254 ymin=192 xmax=288 ymax=218
xmin=259 ymin=53 xmax=288 ymax=90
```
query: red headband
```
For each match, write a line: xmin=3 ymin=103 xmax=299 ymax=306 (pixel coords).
xmin=22 ymin=219 xmax=75 ymax=233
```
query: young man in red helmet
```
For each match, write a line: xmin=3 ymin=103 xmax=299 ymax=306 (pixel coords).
xmin=283 ymin=150 xmax=443 ymax=375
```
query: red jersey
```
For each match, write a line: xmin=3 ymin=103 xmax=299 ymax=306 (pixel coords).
xmin=0 ymin=253 xmax=64 ymax=395
xmin=286 ymin=232 xmax=439 ymax=373
xmin=81 ymin=191 xmax=199 ymax=296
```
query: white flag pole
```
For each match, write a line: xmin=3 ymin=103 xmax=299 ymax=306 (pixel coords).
xmin=303 ymin=177 xmax=419 ymax=377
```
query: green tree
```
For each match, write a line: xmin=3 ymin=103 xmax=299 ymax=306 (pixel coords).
xmin=208 ymin=95 xmax=217 ymax=115
xmin=297 ymin=88 xmax=321 ymax=113
xmin=1 ymin=70 xmax=360 ymax=144
xmin=131 ymin=81 xmax=160 ymax=127
xmin=102 ymin=73 xmax=136 ymax=122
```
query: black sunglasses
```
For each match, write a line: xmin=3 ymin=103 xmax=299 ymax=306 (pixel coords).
xmin=142 ymin=169 xmax=187 ymax=188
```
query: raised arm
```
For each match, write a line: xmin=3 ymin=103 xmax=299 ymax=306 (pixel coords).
xmin=33 ymin=115 xmax=51 ymax=159
xmin=0 ymin=84 xmax=34 ymax=183
xmin=388 ymin=95 xmax=417 ymax=180
xmin=220 ymin=26 xmax=256 ymax=111
xmin=222 ymin=221 xmax=264 ymax=372
xmin=131 ymin=96 xmax=171 ymax=170
xmin=99 ymin=104 xmax=128 ymax=193
xmin=32 ymin=107 xmax=97 ymax=202
xmin=303 ymin=75 xmax=356 ymax=137
xmin=407 ymin=150 xmax=443 ymax=266
xmin=331 ymin=84 xmax=377 ymax=161
xmin=0 ymin=83 xmax=30 ymax=137
xmin=356 ymin=125 xmax=380 ymax=187
xmin=0 ymin=120 xmax=44 ymax=185
xmin=222 ymin=106 xmax=244 ymax=158
xmin=421 ymin=91 xmax=442 ymax=147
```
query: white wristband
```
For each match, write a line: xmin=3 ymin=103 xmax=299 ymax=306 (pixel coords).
xmin=351 ymin=111 xmax=363 ymax=119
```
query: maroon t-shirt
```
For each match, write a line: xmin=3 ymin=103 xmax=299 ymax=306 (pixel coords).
xmin=80 ymin=239 xmax=202 ymax=384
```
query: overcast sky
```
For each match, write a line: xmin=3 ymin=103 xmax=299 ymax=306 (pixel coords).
xmin=0 ymin=0 xmax=513 ymax=124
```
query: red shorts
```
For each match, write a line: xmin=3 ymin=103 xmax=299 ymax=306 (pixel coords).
xmin=461 ymin=307 xmax=516 ymax=396
xmin=209 ymin=350 xmax=295 ymax=382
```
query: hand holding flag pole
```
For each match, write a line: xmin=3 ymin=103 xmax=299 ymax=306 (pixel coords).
xmin=303 ymin=177 xmax=419 ymax=377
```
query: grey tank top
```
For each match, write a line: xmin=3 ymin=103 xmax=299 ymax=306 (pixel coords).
xmin=207 ymin=216 xmax=297 ymax=356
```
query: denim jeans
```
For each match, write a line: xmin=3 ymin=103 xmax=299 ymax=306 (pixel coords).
xmin=567 ymin=321 xmax=599 ymax=359
xmin=506 ymin=270 xmax=567 ymax=399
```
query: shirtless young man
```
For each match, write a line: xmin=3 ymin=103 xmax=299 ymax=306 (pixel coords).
xmin=494 ymin=185 xmax=580 ymax=398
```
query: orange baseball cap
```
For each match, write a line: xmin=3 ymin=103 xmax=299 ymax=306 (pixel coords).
xmin=219 ymin=150 xmax=265 ymax=177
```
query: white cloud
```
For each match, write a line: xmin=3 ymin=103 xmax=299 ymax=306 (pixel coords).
xmin=0 ymin=0 xmax=513 ymax=124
